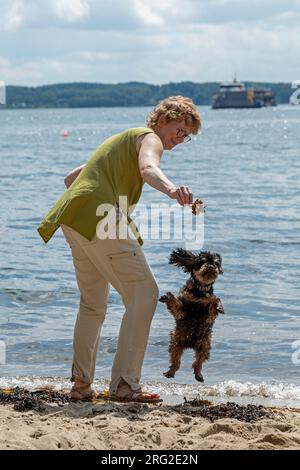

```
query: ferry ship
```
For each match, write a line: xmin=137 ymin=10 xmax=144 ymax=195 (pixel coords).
xmin=211 ymin=78 xmax=276 ymax=109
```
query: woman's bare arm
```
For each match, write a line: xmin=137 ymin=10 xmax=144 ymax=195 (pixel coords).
xmin=64 ymin=164 xmax=85 ymax=188
xmin=138 ymin=134 xmax=193 ymax=206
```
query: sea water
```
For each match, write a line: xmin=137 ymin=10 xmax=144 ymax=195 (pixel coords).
xmin=0 ymin=105 xmax=299 ymax=406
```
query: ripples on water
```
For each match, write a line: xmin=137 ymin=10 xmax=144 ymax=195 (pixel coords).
xmin=0 ymin=106 xmax=300 ymax=403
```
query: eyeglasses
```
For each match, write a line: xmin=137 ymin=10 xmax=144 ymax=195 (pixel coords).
xmin=176 ymin=128 xmax=191 ymax=143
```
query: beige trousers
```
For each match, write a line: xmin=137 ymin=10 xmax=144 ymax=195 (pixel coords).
xmin=61 ymin=224 xmax=159 ymax=394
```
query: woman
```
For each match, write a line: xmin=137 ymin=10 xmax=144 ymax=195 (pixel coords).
xmin=37 ymin=95 xmax=201 ymax=402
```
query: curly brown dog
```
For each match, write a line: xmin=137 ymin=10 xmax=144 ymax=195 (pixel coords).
xmin=159 ymin=248 xmax=224 ymax=382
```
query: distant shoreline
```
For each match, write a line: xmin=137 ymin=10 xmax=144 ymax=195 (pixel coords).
xmin=2 ymin=81 xmax=293 ymax=109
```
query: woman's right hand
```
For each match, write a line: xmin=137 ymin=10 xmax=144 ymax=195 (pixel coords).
xmin=167 ymin=186 xmax=193 ymax=206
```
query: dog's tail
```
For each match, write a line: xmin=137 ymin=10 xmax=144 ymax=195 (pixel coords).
xmin=169 ymin=248 xmax=196 ymax=273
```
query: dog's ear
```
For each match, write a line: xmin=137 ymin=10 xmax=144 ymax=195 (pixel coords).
xmin=169 ymin=248 xmax=196 ymax=273
xmin=215 ymin=253 xmax=223 ymax=274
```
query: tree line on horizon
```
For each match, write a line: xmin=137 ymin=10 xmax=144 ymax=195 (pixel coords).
xmin=3 ymin=81 xmax=293 ymax=108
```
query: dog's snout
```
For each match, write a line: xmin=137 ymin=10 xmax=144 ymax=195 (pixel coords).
xmin=207 ymin=263 xmax=216 ymax=270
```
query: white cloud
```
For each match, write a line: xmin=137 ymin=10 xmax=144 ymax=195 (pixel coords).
xmin=78 ymin=51 xmax=112 ymax=61
xmin=0 ymin=0 xmax=300 ymax=85
xmin=180 ymin=0 xmax=300 ymax=25
xmin=0 ymin=0 xmax=146 ymax=30
xmin=2 ymin=1 xmax=24 ymax=32
xmin=2 ymin=0 xmax=299 ymax=30
xmin=134 ymin=0 xmax=164 ymax=26
xmin=0 ymin=56 xmax=64 ymax=84
xmin=53 ymin=0 xmax=90 ymax=23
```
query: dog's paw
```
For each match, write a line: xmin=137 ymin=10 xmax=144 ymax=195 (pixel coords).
xmin=158 ymin=295 xmax=168 ymax=303
xmin=163 ymin=370 xmax=175 ymax=378
xmin=195 ymin=373 xmax=204 ymax=383
xmin=217 ymin=298 xmax=225 ymax=314
xmin=159 ymin=292 xmax=174 ymax=303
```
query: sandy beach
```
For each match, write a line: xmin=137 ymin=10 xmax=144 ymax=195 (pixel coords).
xmin=1 ymin=395 xmax=300 ymax=450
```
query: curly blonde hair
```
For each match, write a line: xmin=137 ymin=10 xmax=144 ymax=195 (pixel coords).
xmin=147 ymin=95 xmax=201 ymax=134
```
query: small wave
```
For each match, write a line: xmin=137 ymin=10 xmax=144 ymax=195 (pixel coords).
xmin=204 ymin=380 xmax=300 ymax=401
xmin=1 ymin=288 xmax=76 ymax=306
xmin=0 ymin=376 xmax=74 ymax=391
xmin=146 ymin=380 xmax=300 ymax=403
xmin=246 ymin=239 xmax=300 ymax=246
xmin=1 ymin=377 xmax=299 ymax=406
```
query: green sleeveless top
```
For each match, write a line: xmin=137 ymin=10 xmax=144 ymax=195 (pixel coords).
xmin=37 ymin=127 xmax=154 ymax=246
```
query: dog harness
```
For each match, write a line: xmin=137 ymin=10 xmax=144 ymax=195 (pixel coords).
xmin=186 ymin=277 xmax=214 ymax=296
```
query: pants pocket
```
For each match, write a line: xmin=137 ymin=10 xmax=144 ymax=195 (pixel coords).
xmin=107 ymin=250 xmax=147 ymax=282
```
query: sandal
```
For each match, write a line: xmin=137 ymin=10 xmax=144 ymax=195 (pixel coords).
xmin=69 ymin=389 xmax=95 ymax=402
xmin=69 ymin=378 xmax=95 ymax=402
xmin=111 ymin=383 xmax=162 ymax=403
xmin=114 ymin=391 xmax=162 ymax=403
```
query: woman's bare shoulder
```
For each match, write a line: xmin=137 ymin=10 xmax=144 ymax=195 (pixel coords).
xmin=135 ymin=132 xmax=162 ymax=154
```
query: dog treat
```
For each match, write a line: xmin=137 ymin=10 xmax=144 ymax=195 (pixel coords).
xmin=191 ymin=198 xmax=205 ymax=215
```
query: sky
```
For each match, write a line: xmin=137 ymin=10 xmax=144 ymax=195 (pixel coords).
xmin=0 ymin=0 xmax=300 ymax=86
